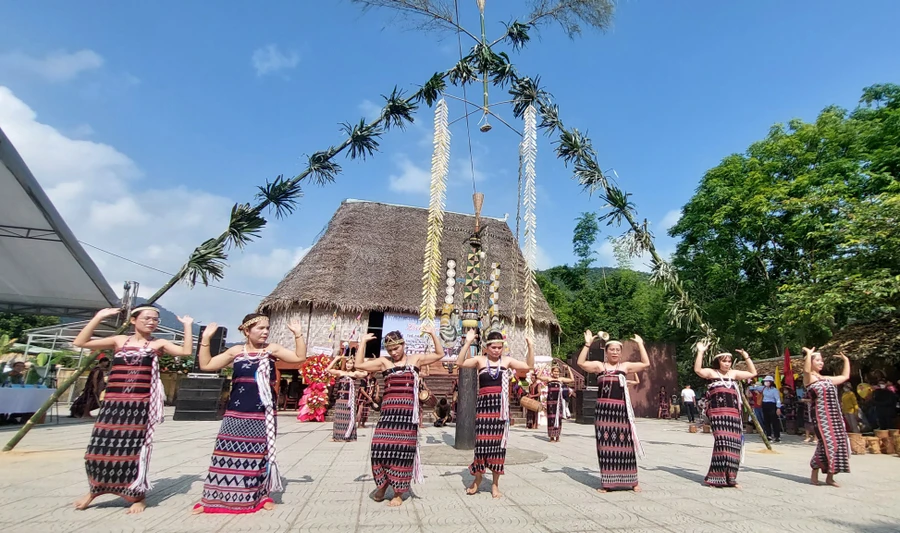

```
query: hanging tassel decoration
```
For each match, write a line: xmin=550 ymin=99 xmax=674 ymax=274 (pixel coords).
xmin=520 ymin=103 xmax=538 ymax=339
xmin=420 ymin=98 xmax=451 ymax=323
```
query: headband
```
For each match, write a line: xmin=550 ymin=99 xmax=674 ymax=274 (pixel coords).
xmin=239 ymin=315 xmax=268 ymax=331
xmin=713 ymin=352 xmax=732 ymax=360
xmin=384 ymin=337 xmax=405 ymax=347
xmin=811 ymin=351 xmax=822 ymax=357
xmin=130 ymin=306 xmax=157 ymax=317
xmin=484 ymin=338 xmax=506 ymax=346
xmin=605 ymin=340 xmax=623 ymax=347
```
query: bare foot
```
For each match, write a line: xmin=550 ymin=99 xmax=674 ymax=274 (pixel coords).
xmin=810 ymin=469 xmax=820 ymax=486
xmin=373 ymin=487 xmax=387 ymax=502
xmin=733 ymin=483 xmax=742 ymax=489
xmin=632 ymin=484 xmax=642 ymax=493
xmin=263 ymin=501 xmax=275 ymax=511
xmin=191 ymin=505 xmax=205 ymax=515
xmin=127 ymin=500 xmax=147 ymax=514
xmin=74 ymin=494 xmax=95 ymax=510
xmin=825 ymin=475 xmax=839 ymax=487
xmin=466 ymin=481 xmax=479 ymax=495
xmin=387 ymin=495 xmax=403 ymax=507
xmin=491 ymin=486 xmax=503 ymax=499
xmin=596 ymin=488 xmax=608 ymax=493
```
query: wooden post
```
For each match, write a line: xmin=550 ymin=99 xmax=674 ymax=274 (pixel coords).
xmin=454 ymin=365 xmax=477 ymax=450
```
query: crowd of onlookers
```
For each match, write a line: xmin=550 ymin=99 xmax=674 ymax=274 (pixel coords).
xmin=658 ymin=373 xmax=900 ymax=439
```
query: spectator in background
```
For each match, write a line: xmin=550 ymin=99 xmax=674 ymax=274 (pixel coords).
xmin=0 ymin=360 xmax=26 ymax=386
xmin=670 ymin=391 xmax=681 ymax=419
xmin=872 ymin=378 xmax=898 ymax=430
xmin=749 ymin=380 xmax=764 ymax=427
xmin=433 ymin=397 xmax=452 ymax=427
xmin=681 ymin=384 xmax=697 ymax=423
xmin=657 ymin=386 xmax=670 ymax=419
xmin=841 ymin=383 xmax=861 ymax=433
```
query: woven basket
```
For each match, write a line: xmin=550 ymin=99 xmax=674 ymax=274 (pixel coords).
xmin=520 ymin=397 xmax=543 ymax=412
xmin=892 ymin=435 xmax=900 ymax=456
xmin=848 ymin=433 xmax=866 ymax=455
xmin=875 ymin=430 xmax=895 ymax=454
xmin=702 ymin=424 xmax=711 ymax=434
xmin=689 ymin=424 xmax=699 ymax=433
xmin=866 ymin=436 xmax=882 ymax=454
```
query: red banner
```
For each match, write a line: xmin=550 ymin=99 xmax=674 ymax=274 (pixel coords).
xmin=783 ymin=347 xmax=795 ymax=389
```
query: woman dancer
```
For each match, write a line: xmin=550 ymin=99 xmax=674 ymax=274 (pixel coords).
xmin=457 ymin=329 xmax=534 ymax=498
xmin=72 ymin=306 xmax=193 ymax=514
xmin=355 ymin=324 xmax=444 ymax=507
xmin=577 ymin=330 xmax=649 ymax=492
xmin=525 ymin=377 xmax=542 ymax=429
xmin=803 ymin=347 xmax=851 ymax=487
xmin=328 ymin=356 xmax=368 ymax=442
xmin=537 ymin=364 xmax=574 ymax=442
xmin=694 ymin=342 xmax=757 ymax=488
xmin=192 ymin=314 xmax=307 ymax=514
xmin=657 ymin=386 xmax=670 ymax=419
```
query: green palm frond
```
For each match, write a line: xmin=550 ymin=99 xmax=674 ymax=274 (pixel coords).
xmin=490 ymin=52 xmax=517 ymax=88
xmin=510 ymin=76 xmax=549 ymax=118
xmin=538 ymin=102 xmax=563 ymax=135
xmin=414 ymin=72 xmax=448 ymax=106
xmin=573 ymin=158 xmax=606 ymax=192
xmin=381 ymin=87 xmax=418 ymax=130
xmin=340 ymin=119 xmax=382 ymax=160
xmin=226 ymin=203 xmax=267 ymax=249
xmin=255 ymin=175 xmax=302 ymax=220
xmin=180 ymin=238 xmax=227 ymax=287
xmin=501 ymin=20 xmax=532 ymax=50
xmin=307 ymin=150 xmax=342 ymax=185
xmin=597 ymin=185 xmax=635 ymax=227
xmin=554 ymin=128 xmax=595 ymax=166
xmin=448 ymin=58 xmax=477 ymax=86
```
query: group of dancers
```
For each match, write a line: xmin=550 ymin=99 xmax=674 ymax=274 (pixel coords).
xmin=68 ymin=305 xmax=852 ymax=515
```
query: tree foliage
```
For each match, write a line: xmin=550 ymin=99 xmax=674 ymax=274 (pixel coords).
xmin=0 ymin=313 xmax=59 ymax=340
xmin=670 ymin=84 xmax=900 ymax=357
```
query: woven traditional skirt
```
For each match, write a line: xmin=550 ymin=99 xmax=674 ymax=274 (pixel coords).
xmin=704 ymin=384 xmax=742 ymax=487
xmin=333 ymin=379 xmax=357 ymax=442
xmin=546 ymin=381 xmax=563 ymax=440
xmin=197 ymin=411 xmax=272 ymax=513
xmin=809 ymin=380 xmax=850 ymax=474
xmin=470 ymin=383 xmax=507 ymax=475
xmin=371 ymin=368 xmax=418 ymax=495
xmin=595 ymin=375 xmax=637 ymax=490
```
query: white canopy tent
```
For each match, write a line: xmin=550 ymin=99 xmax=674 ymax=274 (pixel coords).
xmin=0 ymin=125 xmax=119 ymax=318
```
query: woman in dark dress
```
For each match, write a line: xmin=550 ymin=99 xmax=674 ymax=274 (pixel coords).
xmin=803 ymin=347 xmax=851 ymax=487
xmin=537 ymin=364 xmax=575 ymax=442
xmin=577 ymin=330 xmax=650 ymax=492
xmin=457 ymin=329 xmax=534 ymax=498
xmin=328 ymin=356 xmax=368 ymax=442
xmin=694 ymin=342 xmax=757 ymax=488
xmin=192 ymin=314 xmax=307 ymax=514
xmin=70 ymin=355 xmax=111 ymax=418
xmin=71 ymin=306 xmax=193 ymax=514
xmin=355 ymin=325 xmax=444 ymax=507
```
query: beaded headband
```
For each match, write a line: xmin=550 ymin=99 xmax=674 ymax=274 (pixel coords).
xmin=713 ymin=352 xmax=733 ymax=360
xmin=239 ymin=315 xmax=268 ymax=331
xmin=130 ymin=306 xmax=157 ymax=317
xmin=605 ymin=340 xmax=623 ymax=347
xmin=484 ymin=338 xmax=506 ymax=346
xmin=384 ymin=337 xmax=405 ymax=348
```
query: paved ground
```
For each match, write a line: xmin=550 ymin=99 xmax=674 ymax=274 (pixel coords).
xmin=1 ymin=409 xmax=899 ymax=533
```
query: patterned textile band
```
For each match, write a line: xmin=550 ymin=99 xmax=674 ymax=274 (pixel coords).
xmin=384 ymin=338 xmax=405 ymax=347
xmin=239 ymin=316 xmax=268 ymax=331
xmin=605 ymin=340 xmax=623 ymax=347
xmin=130 ymin=306 xmax=157 ymax=316
xmin=713 ymin=352 xmax=732 ymax=360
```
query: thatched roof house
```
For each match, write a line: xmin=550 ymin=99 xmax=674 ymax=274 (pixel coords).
xmin=259 ymin=199 xmax=559 ymax=359
xmin=819 ymin=314 xmax=900 ymax=364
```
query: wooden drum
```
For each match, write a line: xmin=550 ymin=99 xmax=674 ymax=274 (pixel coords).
xmin=520 ymin=397 xmax=544 ymax=412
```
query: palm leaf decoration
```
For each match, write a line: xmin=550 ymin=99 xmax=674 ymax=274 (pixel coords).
xmin=307 ymin=150 xmax=342 ymax=185
xmin=415 ymin=73 xmax=448 ymax=107
xmin=501 ymin=20 xmax=532 ymax=50
xmin=420 ymin=98 xmax=451 ymax=322
xmin=520 ymin=103 xmax=539 ymax=338
xmin=381 ymin=87 xmax=417 ymax=130
xmin=340 ymin=119 xmax=382 ymax=160
xmin=226 ymin=203 xmax=267 ymax=249
xmin=180 ymin=238 xmax=227 ymax=287
xmin=256 ymin=175 xmax=303 ymax=219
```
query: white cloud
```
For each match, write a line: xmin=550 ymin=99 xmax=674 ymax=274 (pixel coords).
xmin=0 ymin=49 xmax=104 ymax=82
xmin=388 ymin=154 xmax=431 ymax=194
xmin=660 ymin=209 xmax=682 ymax=231
xmin=71 ymin=124 xmax=95 ymax=137
xmin=358 ymin=99 xmax=381 ymax=122
xmin=251 ymin=45 xmax=300 ymax=76
xmin=0 ymin=85 xmax=310 ymax=340
xmin=534 ymin=244 xmax=554 ymax=270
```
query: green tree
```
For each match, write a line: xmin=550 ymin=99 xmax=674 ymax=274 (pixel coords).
xmin=670 ymin=83 xmax=900 ymax=357
xmin=0 ymin=313 xmax=59 ymax=339
xmin=572 ymin=211 xmax=599 ymax=270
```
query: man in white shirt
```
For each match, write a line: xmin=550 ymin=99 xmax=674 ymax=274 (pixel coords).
xmin=681 ymin=384 xmax=697 ymax=423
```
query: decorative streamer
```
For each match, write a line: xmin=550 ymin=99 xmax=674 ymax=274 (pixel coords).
xmin=520 ymin=103 xmax=538 ymax=338
xmin=488 ymin=262 xmax=501 ymax=333
xmin=327 ymin=309 xmax=338 ymax=341
xmin=420 ymin=98 xmax=451 ymax=323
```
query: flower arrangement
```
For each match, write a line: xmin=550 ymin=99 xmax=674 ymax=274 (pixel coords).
xmin=296 ymin=354 xmax=334 ymax=423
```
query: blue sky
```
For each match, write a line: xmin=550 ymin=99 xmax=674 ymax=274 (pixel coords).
xmin=1 ymin=1 xmax=898 ymax=336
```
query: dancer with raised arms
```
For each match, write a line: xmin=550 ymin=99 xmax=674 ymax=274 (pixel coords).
xmin=72 ymin=306 xmax=193 ymax=514
xmin=192 ymin=314 xmax=307 ymax=514
xmin=536 ymin=363 xmax=574 ymax=443
xmin=577 ymin=330 xmax=649 ymax=492
xmin=327 ymin=356 xmax=368 ymax=442
xmin=355 ymin=324 xmax=444 ymax=507
xmin=457 ymin=329 xmax=534 ymax=498
xmin=694 ymin=342 xmax=757 ymax=488
xmin=803 ymin=347 xmax=851 ymax=487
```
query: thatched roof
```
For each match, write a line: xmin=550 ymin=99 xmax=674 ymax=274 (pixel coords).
xmin=819 ymin=314 xmax=900 ymax=363
xmin=259 ymin=199 xmax=559 ymax=327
